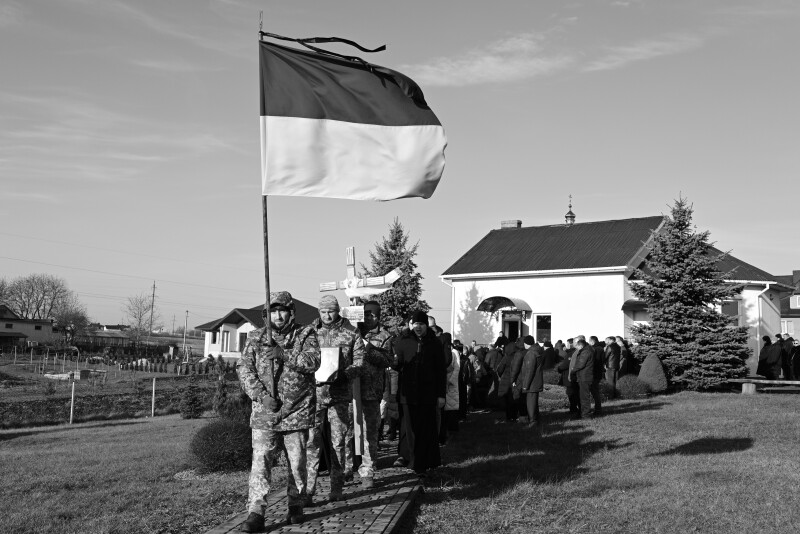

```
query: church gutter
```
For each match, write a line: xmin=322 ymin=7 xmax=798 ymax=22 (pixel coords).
xmin=440 ymin=266 xmax=628 ymax=281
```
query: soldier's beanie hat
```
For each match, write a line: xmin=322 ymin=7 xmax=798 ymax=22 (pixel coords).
xmin=410 ymin=310 xmax=428 ymax=324
xmin=363 ymin=301 xmax=381 ymax=314
xmin=269 ymin=291 xmax=294 ymax=310
xmin=523 ymin=335 xmax=535 ymax=345
xmin=319 ymin=294 xmax=340 ymax=311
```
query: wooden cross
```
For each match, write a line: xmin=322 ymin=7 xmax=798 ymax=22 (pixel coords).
xmin=319 ymin=246 xmax=403 ymax=308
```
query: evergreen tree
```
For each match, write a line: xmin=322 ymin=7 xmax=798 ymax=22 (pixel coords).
xmin=455 ymin=282 xmax=494 ymax=345
xmin=180 ymin=376 xmax=205 ymax=419
xmin=362 ymin=218 xmax=431 ymax=328
xmin=630 ymin=197 xmax=750 ymax=390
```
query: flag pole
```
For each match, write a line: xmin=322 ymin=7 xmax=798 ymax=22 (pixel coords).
xmin=259 ymin=11 xmax=272 ymax=345
xmin=262 ymin=195 xmax=272 ymax=344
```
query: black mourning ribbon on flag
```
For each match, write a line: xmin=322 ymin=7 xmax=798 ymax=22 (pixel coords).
xmin=260 ymin=31 xmax=386 ymax=69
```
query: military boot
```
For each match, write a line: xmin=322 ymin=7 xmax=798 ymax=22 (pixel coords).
xmin=239 ymin=512 xmax=265 ymax=533
xmin=287 ymin=505 xmax=304 ymax=525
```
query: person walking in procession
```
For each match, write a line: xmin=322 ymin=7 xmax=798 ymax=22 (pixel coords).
xmin=392 ymin=310 xmax=446 ymax=479
xmin=307 ymin=295 xmax=365 ymax=503
xmin=570 ymin=337 xmax=596 ymax=419
xmin=355 ymin=300 xmax=394 ymax=489
xmin=518 ymin=335 xmax=545 ymax=426
xmin=237 ymin=291 xmax=321 ymax=532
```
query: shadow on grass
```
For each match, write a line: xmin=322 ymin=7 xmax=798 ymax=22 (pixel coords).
xmin=649 ymin=437 xmax=753 ymax=456
xmin=0 ymin=420 xmax=143 ymax=442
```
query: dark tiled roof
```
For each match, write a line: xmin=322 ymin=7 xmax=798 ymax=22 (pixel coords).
xmin=196 ymin=298 xmax=319 ymax=331
xmin=442 ymin=216 xmax=665 ymax=276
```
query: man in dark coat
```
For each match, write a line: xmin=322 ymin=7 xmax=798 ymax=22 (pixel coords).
xmin=556 ymin=346 xmax=580 ymax=416
xmin=518 ymin=335 xmax=545 ymax=426
xmin=757 ymin=336 xmax=783 ymax=380
xmin=588 ymin=336 xmax=604 ymax=415
xmin=392 ymin=311 xmax=446 ymax=478
xmin=570 ymin=337 xmax=596 ymax=419
xmin=604 ymin=336 xmax=621 ymax=399
xmin=779 ymin=335 xmax=794 ymax=380
xmin=496 ymin=338 xmax=524 ymax=423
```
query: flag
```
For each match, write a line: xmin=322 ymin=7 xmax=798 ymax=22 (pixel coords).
xmin=260 ymin=40 xmax=447 ymax=201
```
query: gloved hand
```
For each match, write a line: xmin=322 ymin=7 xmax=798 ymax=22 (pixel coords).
xmin=437 ymin=397 xmax=445 ymax=409
xmin=262 ymin=394 xmax=281 ymax=412
xmin=262 ymin=344 xmax=283 ymax=360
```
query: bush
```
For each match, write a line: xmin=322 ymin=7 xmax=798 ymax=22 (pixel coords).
xmin=180 ymin=376 xmax=205 ymax=419
xmin=190 ymin=419 xmax=252 ymax=472
xmin=211 ymin=378 xmax=228 ymax=415
xmin=617 ymin=374 xmax=651 ymax=398
xmin=638 ymin=353 xmax=668 ymax=393
xmin=218 ymin=389 xmax=252 ymax=425
xmin=598 ymin=379 xmax=616 ymax=401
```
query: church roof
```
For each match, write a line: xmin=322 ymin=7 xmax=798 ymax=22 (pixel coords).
xmin=195 ymin=299 xmax=319 ymax=332
xmin=442 ymin=216 xmax=666 ymax=276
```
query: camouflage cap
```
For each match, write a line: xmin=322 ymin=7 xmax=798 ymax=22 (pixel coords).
xmin=269 ymin=291 xmax=294 ymax=310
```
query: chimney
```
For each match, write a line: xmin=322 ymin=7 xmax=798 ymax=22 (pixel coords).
xmin=500 ymin=220 xmax=522 ymax=230
xmin=565 ymin=194 xmax=576 ymax=226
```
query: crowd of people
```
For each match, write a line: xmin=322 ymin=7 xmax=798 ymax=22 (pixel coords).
xmin=757 ymin=333 xmax=800 ymax=380
xmin=233 ymin=290 xmax=643 ymax=533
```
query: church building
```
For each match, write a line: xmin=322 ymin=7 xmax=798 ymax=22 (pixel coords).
xmin=440 ymin=209 xmax=792 ymax=373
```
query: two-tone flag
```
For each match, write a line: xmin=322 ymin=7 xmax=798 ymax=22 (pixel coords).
xmin=259 ymin=38 xmax=447 ymax=201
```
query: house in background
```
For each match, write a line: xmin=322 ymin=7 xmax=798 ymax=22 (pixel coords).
xmin=777 ymin=271 xmax=800 ymax=336
xmin=0 ymin=304 xmax=58 ymax=347
xmin=441 ymin=214 xmax=793 ymax=374
xmin=196 ymin=299 xmax=319 ymax=361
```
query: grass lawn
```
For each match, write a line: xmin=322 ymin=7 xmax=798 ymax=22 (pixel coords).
xmin=0 ymin=414 xmax=255 ymax=534
xmin=411 ymin=388 xmax=800 ymax=534
xmin=2 ymin=389 xmax=799 ymax=533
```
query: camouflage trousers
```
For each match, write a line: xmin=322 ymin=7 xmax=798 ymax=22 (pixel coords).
xmin=307 ymin=402 xmax=350 ymax=498
xmin=248 ymin=428 xmax=309 ymax=514
xmin=357 ymin=400 xmax=381 ymax=479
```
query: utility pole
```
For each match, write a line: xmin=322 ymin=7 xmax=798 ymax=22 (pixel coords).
xmin=182 ymin=310 xmax=188 ymax=363
xmin=147 ymin=281 xmax=156 ymax=348
xmin=172 ymin=314 xmax=176 ymax=335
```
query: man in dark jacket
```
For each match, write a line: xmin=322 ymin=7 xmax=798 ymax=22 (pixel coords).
xmin=496 ymin=338 xmax=524 ymax=423
xmin=556 ymin=346 xmax=580 ymax=416
xmin=588 ymin=336 xmax=604 ymax=416
xmin=392 ymin=310 xmax=446 ymax=478
xmin=518 ymin=335 xmax=545 ymax=426
xmin=570 ymin=337 xmax=596 ymax=419
xmin=604 ymin=336 xmax=621 ymax=399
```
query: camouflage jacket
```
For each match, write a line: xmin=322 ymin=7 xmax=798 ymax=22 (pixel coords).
xmin=237 ymin=321 xmax=320 ymax=431
xmin=312 ymin=316 xmax=365 ymax=407
xmin=358 ymin=325 xmax=393 ymax=401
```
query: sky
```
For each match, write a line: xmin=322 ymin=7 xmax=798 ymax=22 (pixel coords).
xmin=1 ymin=0 xmax=799 ymax=333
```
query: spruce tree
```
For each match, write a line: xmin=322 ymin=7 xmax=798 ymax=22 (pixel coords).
xmin=630 ymin=197 xmax=750 ymax=390
xmin=362 ymin=218 xmax=431 ymax=329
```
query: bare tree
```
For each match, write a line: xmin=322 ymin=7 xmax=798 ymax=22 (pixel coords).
xmin=0 ymin=277 xmax=9 ymax=306
xmin=52 ymin=293 xmax=91 ymax=346
xmin=124 ymin=292 xmax=161 ymax=343
xmin=5 ymin=274 xmax=71 ymax=319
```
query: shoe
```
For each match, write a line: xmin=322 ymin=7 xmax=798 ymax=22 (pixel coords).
xmin=286 ymin=505 xmax=304 ymax=525
xmin=303 ymin=494 xmax=314 ymax=508
xmin=392 ymin=456 xmax=408 ymax=467
xmin=329 ymin=493 xmax=343 ymax=503
xmin=494 ymin=418 xmax=506 ymax=424
xmin=526 ymin=420 xmax=540 ymax=428
xmin=361 ymin=476 xmax=374 ymax=489
xmin=239 ymin=512 xmax=265 ymax=533
xmin=518 ymin=416 xmax=529 ymax=424
xmin=344 ymin=471 xmax=354 ymax=483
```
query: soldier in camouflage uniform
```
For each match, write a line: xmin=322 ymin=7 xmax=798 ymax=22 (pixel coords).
xmin=355 ymin=300 xmax=394 ymax=488
xmin=307 ymin=294 xmax=366 ymax=502
xmin=237 ymin=292 xmax=320 ymax=533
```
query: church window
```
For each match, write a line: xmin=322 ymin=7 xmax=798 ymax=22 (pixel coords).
xmin=721 ymin=300 xmax=740 ymax=317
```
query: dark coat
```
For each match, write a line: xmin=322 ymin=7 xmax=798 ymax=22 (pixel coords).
xmin=571 ymin=345 xmax=596 ymax=383
xmin=393 ymin=329 xmax=447 ymax=404
xmin=757 ymin=342 xmax=783 ymax=380
xmin=556 ymin=353 xmax=573 ymax=388
xmin=591 ymin=344 xmax=606 ymax=381
xmin=485 ymin=348 xmax=501 ymax=371
xmin=497 ymin=340 xmax=525 ymax=398
xmin=519 ymin=344 xmax=545 ymax=393
xmin=542 ymin=344 xmax=557 ymax=369
xmin=791 ymin=346 xmax=800 ymax=381
xmin=604 ymin=342 xmax=621 ymax=371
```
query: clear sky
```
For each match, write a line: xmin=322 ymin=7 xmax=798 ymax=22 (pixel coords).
xmin=2 ymin=0 xmax=798 ymax=332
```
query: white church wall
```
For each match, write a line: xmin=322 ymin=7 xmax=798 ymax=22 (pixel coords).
xmin=448 ymin=272 xmax=628 ymax=344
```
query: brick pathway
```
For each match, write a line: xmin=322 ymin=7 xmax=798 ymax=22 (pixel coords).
xmin=205 ymin=461 xmax=420 ymax=534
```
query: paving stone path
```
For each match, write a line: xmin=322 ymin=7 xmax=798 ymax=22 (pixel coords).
xmin=206 ymin=452 xmax=420 ymax=534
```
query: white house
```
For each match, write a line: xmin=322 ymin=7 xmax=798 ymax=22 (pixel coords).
xmin=196 ymin=300 xmax=319 ymax=361
xmin=777 ymin=271 xmax=800 ymax=337
xmin=0 ymin=304 xmax=59 ymax=347
xmin=440 ymin=215 xmax=793 ymax=374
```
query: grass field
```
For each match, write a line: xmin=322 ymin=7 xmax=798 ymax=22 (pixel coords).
xmin=2 ymin=389 xmax=799 ymax=534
